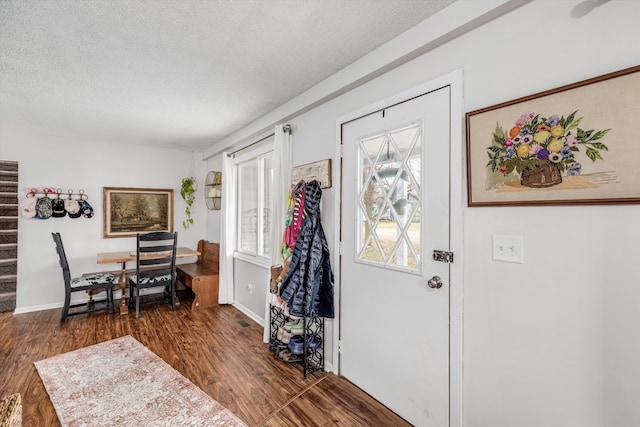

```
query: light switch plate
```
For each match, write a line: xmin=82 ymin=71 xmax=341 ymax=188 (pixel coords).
xmin=492 ymin=234 xmax=524 ymax=263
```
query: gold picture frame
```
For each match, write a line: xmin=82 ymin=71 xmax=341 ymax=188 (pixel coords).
xmin=466 ymin=65 xmax=640 ymax=206
xmin=103 ymin=187 xmax=173 ymax=238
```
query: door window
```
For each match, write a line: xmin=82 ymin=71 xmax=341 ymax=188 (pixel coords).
xmin=356 ymin=122 xmax=422 ymax=272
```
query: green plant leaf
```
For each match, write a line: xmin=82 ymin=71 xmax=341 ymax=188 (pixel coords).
xmin=590 ymin=129 xmax=611 ymax=141
xmin=181 ymin=176 xmax=196 ymax=229
xmin=586 ymin=147 xmax=603 ymax=162
xmin=529 ymin=116 xmax=540 ymax=132
xmin=565 ymin=116 xmax=582 ymax=132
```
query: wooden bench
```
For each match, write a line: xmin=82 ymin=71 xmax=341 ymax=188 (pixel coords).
xmin=176 ymin=240 xmax=220 ymax=310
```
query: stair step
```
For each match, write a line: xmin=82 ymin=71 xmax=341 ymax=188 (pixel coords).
xmin=0 ymin=275 xmax=17 ymax=293
xmin=0 ymin=244 xmax=17 ymax=259
xmin=0 ymin=262 xmax=16 ymax=276
xmin=0 ymin=291 xmax=16 ymax=312
xmin=0 ymin=231 xmax=17 ymax=245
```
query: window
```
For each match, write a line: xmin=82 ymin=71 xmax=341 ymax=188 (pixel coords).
xmin=357 ymin=123 xmax=422 ymax=272
xmin=235 ymin=145 xmax=273 ymax=259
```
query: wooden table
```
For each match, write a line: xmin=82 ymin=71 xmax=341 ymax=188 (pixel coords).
xmin=97 ymin=247 xmax=200 ymax=315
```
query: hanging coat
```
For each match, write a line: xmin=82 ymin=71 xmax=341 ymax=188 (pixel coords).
xmin=279 ymin=180 xmax=334 ymax=318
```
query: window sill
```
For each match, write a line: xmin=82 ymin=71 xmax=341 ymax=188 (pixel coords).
xmin=234 ymin=252 xmax=272 ymax=269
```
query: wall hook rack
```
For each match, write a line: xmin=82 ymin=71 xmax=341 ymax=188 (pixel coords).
xmin=25 ymin=188 xmax=90 ymax=200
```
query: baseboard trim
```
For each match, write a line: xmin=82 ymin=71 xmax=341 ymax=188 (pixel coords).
xmin=232 ymin=301 xmax=266 ymax=327
xmin=14 ymin=302 xmax=62 ymax=314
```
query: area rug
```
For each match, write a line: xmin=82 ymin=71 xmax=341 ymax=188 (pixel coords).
xmin=34 ymin=335 xmax=247 ymax=426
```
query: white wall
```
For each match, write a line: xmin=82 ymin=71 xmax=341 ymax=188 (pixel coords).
xmin=233 ymin=258 xmax=269 ymax=322
xmin=2 ymin=132 xmax=208 ymax=312
xmin=208 ymin=1 xmax=640 ymax=426
xmin=448 ymin=2 xmax=639 ymax=426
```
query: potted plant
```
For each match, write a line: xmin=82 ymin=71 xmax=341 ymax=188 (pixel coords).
xmin=180 ymin=177 xmax=196 ymax=229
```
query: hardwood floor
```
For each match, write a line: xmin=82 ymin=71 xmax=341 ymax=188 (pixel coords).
xmin=0 ymin=296 xmax=411 ymax=426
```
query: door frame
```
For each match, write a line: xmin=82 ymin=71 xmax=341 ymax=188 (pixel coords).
xmin=333 ymin=69 xmax=464 ymax=426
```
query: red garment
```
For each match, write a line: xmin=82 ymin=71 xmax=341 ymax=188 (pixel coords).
xmin=281 ymin=180 xmax=306 ymax=260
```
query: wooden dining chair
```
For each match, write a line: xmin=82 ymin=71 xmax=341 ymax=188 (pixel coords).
xmin=128 ymin=231 xmax=178 ymax=318
xmin=51 ymin=233 xmax=115 ymax=323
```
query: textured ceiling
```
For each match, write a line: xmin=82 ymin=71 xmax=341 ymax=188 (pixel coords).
xmin=0 ymin=0 xmax=457 ymax=152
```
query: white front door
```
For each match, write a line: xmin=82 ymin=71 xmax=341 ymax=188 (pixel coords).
xmin=340 ymin=86 xmax=451 ymax=426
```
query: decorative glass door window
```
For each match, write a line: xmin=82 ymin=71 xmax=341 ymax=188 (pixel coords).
xmin=356 ymin=123 xmax=422 ymax=272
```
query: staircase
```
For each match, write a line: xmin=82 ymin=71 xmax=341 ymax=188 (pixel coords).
xmin=0 ymin=160 xmax=18 ymax=312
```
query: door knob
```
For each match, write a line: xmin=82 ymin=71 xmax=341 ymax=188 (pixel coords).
xmin=427 ymin=276 xmax=443 ymax=289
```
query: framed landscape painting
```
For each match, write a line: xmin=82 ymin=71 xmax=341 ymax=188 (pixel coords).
xmin=466 ymin=65 xmax=640 ymax=206
xmin=103 ymin=187 xmax=173 ymax=238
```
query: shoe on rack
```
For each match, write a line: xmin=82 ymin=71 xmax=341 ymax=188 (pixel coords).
xmin=278 ymin=349 xmax=292 ymax=360
xmin=289 ymin=324 xmax=304 ymax=335
xmin=270 ymin=264 xmax=283 ymax=293
xmin=284 ymin=318 xmax=301 ymax=332
xmin=279 ymin=349 xmax=302 ymax=363
xmin=288 ymin=335 xmax=322 ymax=355
xmin=272 ymin=343 xmax=287 ymax=356
xmin=277 ymin=259 xmax=290 ymax=283
xmin=289 ymin=320 xmax=321 ymax=336
xmin=284 ymin=353 xmax=303 ymax=363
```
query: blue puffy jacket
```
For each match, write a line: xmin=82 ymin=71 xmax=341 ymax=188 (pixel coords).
xmin=279 ymin=180 xmax=334 ymax=318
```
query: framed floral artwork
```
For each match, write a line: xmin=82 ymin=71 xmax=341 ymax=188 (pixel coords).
xmin=466 ymin=65 xmax=640 ymax=206
xmin=103 ymin=187 xmax=173 ymax=238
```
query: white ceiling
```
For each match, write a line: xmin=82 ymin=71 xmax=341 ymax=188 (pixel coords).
xmin=0 ymin=0 xmax=457 ymax=152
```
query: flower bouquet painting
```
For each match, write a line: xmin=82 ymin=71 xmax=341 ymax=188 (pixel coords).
xmin=466 ymin=65 xmax=640 ymax=206
xmin=487 ymin=110 xmax=610 ymax=188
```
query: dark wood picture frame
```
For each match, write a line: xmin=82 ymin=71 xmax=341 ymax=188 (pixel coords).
xmin=466 ymin=65 xmax=640 ymax=207
xmin=103 ymin=187 xmax=173 ymax=238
